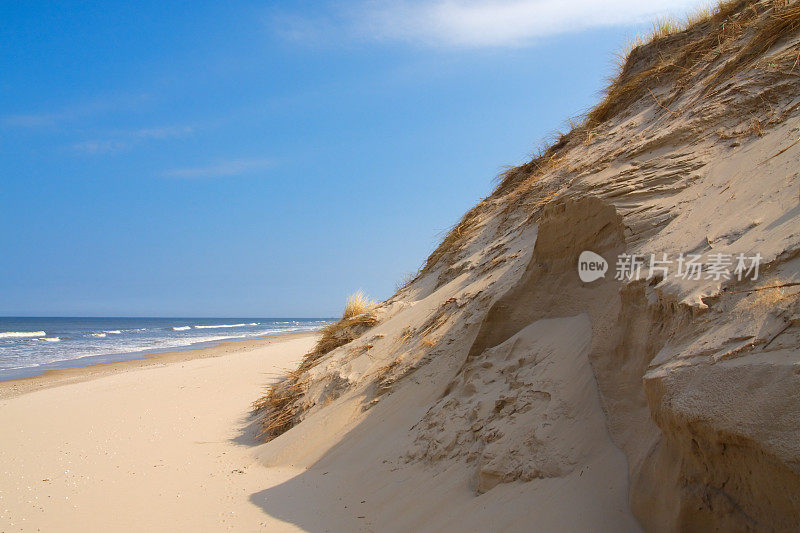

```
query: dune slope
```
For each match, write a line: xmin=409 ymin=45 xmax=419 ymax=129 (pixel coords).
xmin=253 ymin=2 xmax=800 ymax=530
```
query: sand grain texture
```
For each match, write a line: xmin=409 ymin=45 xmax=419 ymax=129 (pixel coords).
xmin=0 ymin=334 xmax=364 ymax=532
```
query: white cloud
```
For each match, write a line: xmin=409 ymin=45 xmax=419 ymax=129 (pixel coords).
xmin=133 ymin=126 xmax=194 ymax=140
xmin=276 ymin=0 xmax=708 ymax=48
xmin=161 ymin=158 xmax=274 ymax=179
xmin=2 ymin=93 xmax=152 ymax=129
xmin=71 ymin=125 xmax=193 ymax=155
xmin=2 ymin=113 xmax=62 ymax=128
xmin=71 ymin=139 xmax=130 ymax=154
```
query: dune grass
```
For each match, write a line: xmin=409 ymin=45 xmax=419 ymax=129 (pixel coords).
xmin=394 ymin=271 xmax=421 ymax=292
xmin=253 ymin=292 xmax=379 ymax=440
xmin=422 ymin=1 xmax=800 ymax=276
xmin=711 ymin=1 xmax=800 ymax=84
xmin=422 ymin=201 xmax=489 ymax=273
xmin=586 ymin=0 xmax=800 ymax=128
xmin=342 ymin=290 xmax=376 ymax=320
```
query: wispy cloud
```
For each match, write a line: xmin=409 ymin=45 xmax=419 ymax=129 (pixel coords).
xmin=161 ymin=158 xmax=274 ymax=179
xmin=2 ymin=113 xmax=64 ymax=128
xmin=2 ymin=93 xmax=152 ymax=129
xmin=71 ymin=140 xmax=131 ymax=155
xmin=71 ymin=126 xmax=194 ymax=155
xmin=132 ymin=126 xmax=194 ymax=140
xmin=273 ymin=0 xmax=707 ymax=48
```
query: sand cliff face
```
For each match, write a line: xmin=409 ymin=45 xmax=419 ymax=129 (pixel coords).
xmin=256 ymin=2 xmax=800 ymax=530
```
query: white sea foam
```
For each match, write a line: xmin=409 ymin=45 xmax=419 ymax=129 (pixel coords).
xmin=103 ymin=330 xmax=122 ymax=334
xmin=0 ymin=319 xmax=326 ymax=377
xmin=0 ymin=331 xmax=47 ymax=339
xmin=193 ymin=323 xmax=247 ymax=329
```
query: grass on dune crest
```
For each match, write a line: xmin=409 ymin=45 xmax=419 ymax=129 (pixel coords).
xmin=423 ymin=203 xmax=488 ymax=273
xmin=394 ymin=270 xmax=422 ymax=293
xmin=587 ymin=0 xmax=800 ymax=128
xmin=422 ymin=0 xmax=800 ymax=276
xmin=342 ymin=290 xmax=376 ymax=320
xmin=253 ymin=292 xmax=378 ymax=440
xmin=310 ymin=290 xmax=378 ymax=370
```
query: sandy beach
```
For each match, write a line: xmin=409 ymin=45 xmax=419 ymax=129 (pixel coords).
xmin=0 ymin=333 xmax=328 ymax=532
xmin=3 ymin=2 xmax=799 ymax=531
xmin=0 ymin=324 xmax=640 ymax=532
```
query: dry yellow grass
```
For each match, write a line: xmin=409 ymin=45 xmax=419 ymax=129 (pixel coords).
xmin=310 ymin=312 xmax=379 ymax=364
xmin=687 ymin=5 xmax=716 ymax=25
xmin=394 ymin=271 xmax=420 ymax=292
xmin=587 ymin=0 xmax=800 ymax=128
xmin=651 ymin=17 xmax=685 ymax=40
xmin=253 ymin=292 xmax=379 ymax=440
xmin=750 ymin=117 xmax=765 ymax=135
xmin=487 ymin=0 xmax=797 ymax=207
xmin=423 ymin=201 xmax=488 ymax=272
xmin=711 ymin=1 xmax=800 ymax=85
xmin=342 ymin=290 xmax=376 ymax=319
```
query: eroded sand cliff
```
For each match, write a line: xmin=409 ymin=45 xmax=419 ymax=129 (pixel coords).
xmin=255 ymin=2 xmax=800 ymax=530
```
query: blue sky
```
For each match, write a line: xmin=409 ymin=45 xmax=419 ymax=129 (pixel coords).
xmin=0 ymin=0 xmax=705 ymax=317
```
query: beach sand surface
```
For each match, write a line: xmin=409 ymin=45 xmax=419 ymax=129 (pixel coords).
xmin=0 ymin=333 xmax=354 ymax=532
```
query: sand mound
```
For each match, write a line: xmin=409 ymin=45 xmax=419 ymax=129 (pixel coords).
xmin=254 ymin=2 xmax=800 ymax=530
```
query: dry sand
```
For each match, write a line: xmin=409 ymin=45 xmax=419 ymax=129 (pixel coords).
xmin=0 ymin=333 xmax=352 ymax=532
xmin=0 ymin=323 xmax=640 ymax=533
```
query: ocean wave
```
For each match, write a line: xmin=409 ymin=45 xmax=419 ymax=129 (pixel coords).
xmin=103 ymin=330 xmax=122 ymax=334
xmin=0 ymin=330 xmax=47 ymax=339
xmin=171 ymin=326 xmax=191 ymax=331
xmin=0 ymin=319 xmax=329 ymax=377
xmin=193 ymin=323 xmax=248 ymax=329
xmin=198 ymin=335 xmax=240 ymax=343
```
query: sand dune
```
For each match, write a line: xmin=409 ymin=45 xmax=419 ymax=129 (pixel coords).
xmin=2 ymin=2 xmax=799 ymax=531
xmin=251 ymin=2 xmax=800 ymax=530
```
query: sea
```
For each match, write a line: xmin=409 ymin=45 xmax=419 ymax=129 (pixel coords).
xmin=0 ymin=317 xmax=329 ymax=381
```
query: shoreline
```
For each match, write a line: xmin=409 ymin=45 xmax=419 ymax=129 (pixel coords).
xmin=0 ymin=330 xmax=317 ymax=401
